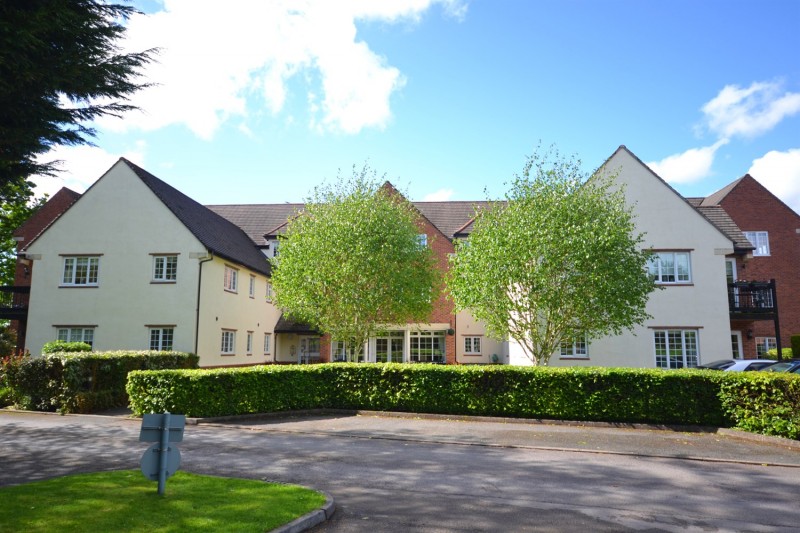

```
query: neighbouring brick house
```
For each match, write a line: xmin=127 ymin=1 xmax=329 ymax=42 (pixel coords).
xmin=2 ymin=187 xmax=81 ymax=351
xmin=697 ymin=175 xmax=800 ymax=358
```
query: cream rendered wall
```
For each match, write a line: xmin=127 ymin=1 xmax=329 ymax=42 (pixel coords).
xmin=455 ymin=310 xmax=507 ymax=364
xmin=25 ymin=162 xmax=204 ymax=356
xmin=195 ymin=258 xmax=280 ymax=367
xmin=509 ymin=148 xmax=734 ymax=367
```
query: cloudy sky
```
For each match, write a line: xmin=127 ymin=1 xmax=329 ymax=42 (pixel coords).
xmin=34 ymin=0 xmax=800 ymax=213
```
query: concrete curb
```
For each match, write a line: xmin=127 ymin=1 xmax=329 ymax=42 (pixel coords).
xmin=271 ymin=492 xmax=335 ymax=533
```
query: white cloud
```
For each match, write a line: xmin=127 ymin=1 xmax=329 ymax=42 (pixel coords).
xmin=423 ymin=188 xmax=454 ymax=201
xmin=95 ymin=0 xmax=464 ymax=139
xmin=646 ymin=139 xmax=729 ymax=184
xmin=31 ymin=143 xmax=146 ymax=198
xmin=748 ymin=148 xmax=800 ymax=214
xmin=701 ymin=81 xmax=800 ymax=139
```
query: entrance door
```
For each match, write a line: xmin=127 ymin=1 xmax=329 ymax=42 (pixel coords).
xmin=299 ymin=336 xmax=320 ymax=364
xmin=374 ymin=331 xmax=405 ymax=363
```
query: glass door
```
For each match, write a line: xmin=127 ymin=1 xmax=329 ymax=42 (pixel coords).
xmin=374 ymin=331 xmax=405 ymax=363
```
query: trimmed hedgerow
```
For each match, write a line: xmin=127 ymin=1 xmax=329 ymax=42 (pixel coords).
xmin=128 ymin=363 xmax=734 ymax=426
xmin=128 ymin=364 xmax=800 ymax=439
xmin=8 ymin=351 xmax=198 ymax=413
xmin=718 ymin=372 xmax=800 ymax=440
xmin=41 ymin=340 xmax=92 ymax=354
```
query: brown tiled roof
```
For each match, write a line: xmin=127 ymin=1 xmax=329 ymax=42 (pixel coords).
xmin=413 ymin=201 xmax=493 ymax=238
xmin=207 ymin=203 xmax=302 ymax=243
xmin=208 ymin=200 xmax=493 ymax=241
xmin=124 ymin=159 xmax=271 ymax=276
xmin=700 ymin=177 xmax=744 ymax=206
xmin=694 ymin=205 xmax=754 ymax=252
xmin=17 ymin=187 xmax=82 ymax=251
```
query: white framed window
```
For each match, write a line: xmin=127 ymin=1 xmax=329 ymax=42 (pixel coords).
xmin=410 ymin=330 xmax=445 ymax=363
xmin=57 ymin=327 xmax=94 ymax=347
xmin=744 ymin=231 xmax=770 ymax=256
xmin=246 ymin=331 xmax=253 ymax=355
xmin=755 ymin=336 xmax=777 ymax=357
xmin=464 ymin=336 xmax=482 ymax=355
xmin=221 ymin=330 xmax=236 ymax=354
xmin=416 ymin=234 xmax=428 ymax=248
xmin=265 ymin=281 xmax=273 ymax=302
xmin=149 ymin=327 xmax=174 ymax=351
xmin=249 ymin=275 xmax=256 ymax=298
xmin=332 ymin=339 xmax=362 ymax=362
xmin=152 ymin=255 xmax=177 ymax=282
xmin=61 ymin=256 xmax=99 ymax=286
xmin=648 ymin=252 xmax=691 ymax=284
xmin=224 ymin=266 xmax=238 ymax=292
xmin=560 ymin=335 xmax=588 ymax=358
xmin=263 ymin=333 xmax=272 ymax=354
xmin=654 ymin=329 xmax=699 ymax=369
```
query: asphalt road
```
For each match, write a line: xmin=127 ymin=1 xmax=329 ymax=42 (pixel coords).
xmin=1 ymin=410 xmax=799 ymax=532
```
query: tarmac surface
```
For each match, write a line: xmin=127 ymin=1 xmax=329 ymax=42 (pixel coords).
xmin=2 ymin=409 xmax=800 ymax=532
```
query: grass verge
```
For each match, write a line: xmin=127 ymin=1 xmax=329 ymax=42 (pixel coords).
xmin=0 ymin=469 xmax=326 ymax=532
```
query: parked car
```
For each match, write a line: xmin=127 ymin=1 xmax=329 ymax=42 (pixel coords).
xmin=697 ymin=359 xmax=776 ymax=371
xmin=759 ymin=360 xmax=800 ymax=373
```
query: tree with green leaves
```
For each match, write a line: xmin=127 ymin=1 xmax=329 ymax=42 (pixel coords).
xmin=0 ymin=0 xmax=156 ymax=197
xmin=447 ymin=148 xmax=656 ymax=366
xmin=271 ymin=166 xmax=440 ymax=361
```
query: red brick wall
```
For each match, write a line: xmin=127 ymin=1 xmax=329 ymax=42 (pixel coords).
xmin=720 ymin=176 xmax=800 ymax=357
xmin=417 ymin=214 xmax=457 ymax=364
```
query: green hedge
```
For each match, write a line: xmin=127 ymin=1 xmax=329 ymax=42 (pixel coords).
xmin=8 ymin=351 xmax=199 ymax=413
xmin=128 ymin=364 xmax=739 ymax=426
xmin=128 ymin=364 xmax=800 ymax=439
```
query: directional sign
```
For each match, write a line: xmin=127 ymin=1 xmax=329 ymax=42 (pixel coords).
xmin=139 ymin=413 xmax=185 ymax=443
xmin=140 ymin=443 xmax=181 ymax=481
xmin=138 ymin=412 xmax=186 ymax=494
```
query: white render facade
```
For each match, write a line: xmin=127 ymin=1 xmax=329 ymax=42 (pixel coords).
xmin=23 ymin=160 xmax=277 ymax=367
xmin=508 ymin=147 xmax=735 ymax=368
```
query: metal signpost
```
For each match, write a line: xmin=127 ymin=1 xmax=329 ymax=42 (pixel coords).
xmin=139 ymin=412 xmax=186 ymax=495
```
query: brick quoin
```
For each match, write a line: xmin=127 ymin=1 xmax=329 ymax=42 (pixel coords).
xmin=720 ymin=176 xmax=800 ymax=357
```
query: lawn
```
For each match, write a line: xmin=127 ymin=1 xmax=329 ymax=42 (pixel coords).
xmin=0 ymin=470 xmax=326 ymax=532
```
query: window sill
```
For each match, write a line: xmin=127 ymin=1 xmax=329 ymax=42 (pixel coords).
xmin=463 ymin=353 xmax=482 ymax=356
xmin=559 ymin=357 xmax=589 ymax=360
xmin=224 ymin=289 xmax=238 ymax=294
xmin=220 ymin=353 xmax=235 ymax=356
xmin=656 ymin=283 xmax=694 ymax=287
xmin=151 ymin=280 xmax=176 ymax=284
xmin=59 ymin=285 xmax=99 ymax=288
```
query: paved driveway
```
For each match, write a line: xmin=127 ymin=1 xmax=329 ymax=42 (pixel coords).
xmin=1 ymin=410 xmax=799 ymax=532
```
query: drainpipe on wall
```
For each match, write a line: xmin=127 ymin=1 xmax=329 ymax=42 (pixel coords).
xmin=193 ymin=251 xmax=213 ymax=355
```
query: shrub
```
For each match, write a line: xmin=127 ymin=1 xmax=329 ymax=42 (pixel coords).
xmin=7 ymin=351 xmax=199 ymax=413
xmin=791 ymin=335 xmax=800 ymax=358
xmin=127 ymin=364 xmax=732 ymax=426
xmin=0 ymin=351 xmax=28 ymax=407
xmin=718 ymin=372 xmax=800 ymax=440
xmin=765 ymin=347 xmax=793 ymax=360
xmin=41 ymin=340 xmax=92 ymax=354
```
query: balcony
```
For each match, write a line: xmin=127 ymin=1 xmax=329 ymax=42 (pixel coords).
xmin=0 ymin=286 xmax=30 ymax=321
xmin=728 ymin=280 xmax=776 ymax=320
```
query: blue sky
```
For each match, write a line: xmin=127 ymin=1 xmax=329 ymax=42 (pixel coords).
xmin=34 ymin=0 xmax=800 ymax=212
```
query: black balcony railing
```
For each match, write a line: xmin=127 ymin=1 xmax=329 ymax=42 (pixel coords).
xmin=728 ymin=280 xmax=777 ymax=319
xmin=0 ymin=286 xmax=30 ymax=321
